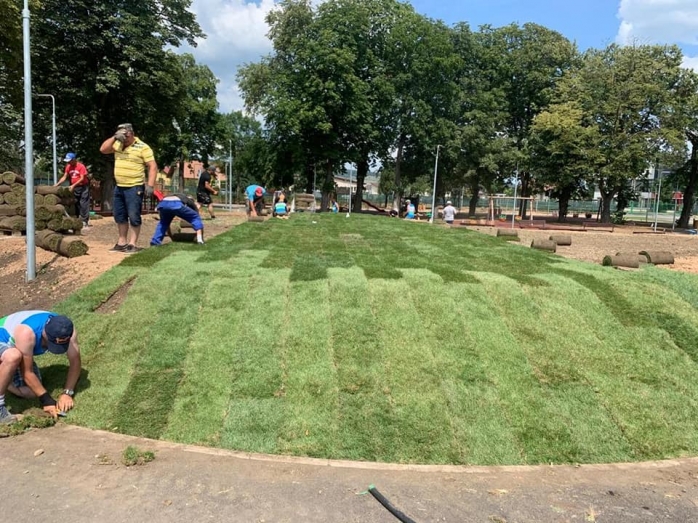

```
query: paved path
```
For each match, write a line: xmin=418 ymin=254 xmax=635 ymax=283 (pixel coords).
xmin=2 ymin=425 xmax=698 ymax=522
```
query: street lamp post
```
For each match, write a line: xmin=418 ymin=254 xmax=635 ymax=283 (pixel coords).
xmin=36 ymin=94 xmax=56 ymax=185
xmin=229 ymin=139 xmax=233 ymax=210
xmin=22 ymin=0 xmax=36 ymax=281
xmin=512 ymin=165 xmax=519 ymax=229
xmin=430 ymin=145 xmax=442 ymax=224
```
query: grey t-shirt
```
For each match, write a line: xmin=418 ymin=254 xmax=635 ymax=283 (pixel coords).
xmin=443 ymin=205 xmax=456 ymax=221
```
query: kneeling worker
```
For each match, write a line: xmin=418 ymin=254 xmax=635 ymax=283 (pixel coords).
xmin=245 ymin=184 xmax=266 ymax=217
xmin=0 ymin=311 xmax=81 ymax=423
xmin=150 ymin=193 xmax=205 ymax=246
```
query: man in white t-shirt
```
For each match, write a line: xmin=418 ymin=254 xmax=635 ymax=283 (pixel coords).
xmin=442 ymin=201 xmax=457 ymax=225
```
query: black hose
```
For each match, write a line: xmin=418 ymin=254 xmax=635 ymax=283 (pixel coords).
xmin=368 ymin=484 xmax=418 ymax=523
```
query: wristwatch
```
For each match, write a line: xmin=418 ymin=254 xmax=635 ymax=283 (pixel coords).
xmin=63 ymin=389 xmax=75 ymax=397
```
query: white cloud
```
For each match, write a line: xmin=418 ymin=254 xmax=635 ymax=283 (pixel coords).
xmin=683 ymin=55 xmax=698 ymax=71
xmin=616 ymin=0 xmax=698 ymax=46
xmin=182 ymin=0 xmax=277 ymax=112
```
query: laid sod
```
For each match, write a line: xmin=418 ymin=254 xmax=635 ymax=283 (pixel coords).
xmin=20 ymin=214 xmax=698 ymax=465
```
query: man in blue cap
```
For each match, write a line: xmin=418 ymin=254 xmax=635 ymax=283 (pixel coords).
xmin=55 ymin=152 xmax=91 ymax=228
xmin=0 ymin=311 xmax=82 ymax=423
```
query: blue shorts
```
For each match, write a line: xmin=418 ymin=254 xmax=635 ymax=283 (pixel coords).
xmin=0 ymin=342 xmax=42 ymax=389
xmin=113 ymin=185 xmax=144 ymax=227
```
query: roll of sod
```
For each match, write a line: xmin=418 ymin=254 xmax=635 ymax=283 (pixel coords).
xmin=1 ymin=172 xmax=25 ymax=185
xmin=531 ymin=239 xmax=557 ymax=252
xmin=248 ymin=216 xmax=265 ymax=223
xmin=639 ymin=251 xmax=674 ymax=265
xmin=602 ymin=254 xmax=640 ymax=268
xmin=496 ymin=228 xmax=518 ymax=239
xmin=549 ymin=234 xmax=572 ymax=246
xmin=616 ymin=252 xmax=648 ymax=265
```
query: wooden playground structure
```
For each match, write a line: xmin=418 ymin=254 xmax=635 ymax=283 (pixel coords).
xmin=487 ymin=195 xmax=536 ymax=224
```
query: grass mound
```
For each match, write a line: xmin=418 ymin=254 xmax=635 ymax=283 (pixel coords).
xmin=32 ymin=214 xmax=698 ymax=465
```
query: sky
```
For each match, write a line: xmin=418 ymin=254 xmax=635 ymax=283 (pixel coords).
xmin=182 ymin=0 xmax=698 ymax=113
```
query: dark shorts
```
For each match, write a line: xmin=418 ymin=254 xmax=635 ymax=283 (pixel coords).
xmin=113 ymin=185 xmax=144 ymax=227
xmin=197 ymin=192 xmax=212 ymax=205
xmin=0 ymin=342 xmax=42 ymax=389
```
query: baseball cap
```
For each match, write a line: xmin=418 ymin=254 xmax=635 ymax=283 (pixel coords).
xmin=207 ymin=166 xmax=217 ymax=173
xmin=44 ymin=315 xmax=74 ymax=355
xmin=446 ymin=201 xmax=452 ymax=205
xmin=255 ymin=187 xmax=264 ymax=197
xmin=64 ymin=152 xmax=76 ymax=162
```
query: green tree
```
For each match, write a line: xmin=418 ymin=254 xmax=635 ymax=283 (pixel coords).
xmin=452 ymin=23 xmax=515 ymax=216
xmin=672 ymin=69 xmax=698 ymax=228
xmin=0 ymin=0 xmax=26 ymax=171
xmin=489 ymin=23 xmax=578 ymax=218
xmin=530 ymin=102 xmax=600 ymax=221
xmin=239 ymin=0 xmax=346 ymax=209
xmin=556 ymin=44 xmax=685 ymax=222
xmin=217 ymin=111 xmax=273 ymax=199
xmin=156 ymin=53 xmax=220 ymax=191
xmin=378 ymin=9 xmax=460 ymax=211
xmin=30 ymin=0 xmax=203 ymax=204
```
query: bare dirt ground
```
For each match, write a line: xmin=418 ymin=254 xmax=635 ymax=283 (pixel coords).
xmin=2 ymin=425 xmax=698 ymax=523
xmin=2 ymin=214 xmax=698 ymax=522
xmin=468 ymin=224 xmax=698 ymax=274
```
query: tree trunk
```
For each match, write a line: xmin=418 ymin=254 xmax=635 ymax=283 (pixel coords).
xmin=305 ymin=162 xmax=314 ymax=195
xmin=518 ymin=172 xmax=531 ymax=219
xmin=599 ymin=190 xmax=615 ymax=223
xmin=320 ymin=161 xmax=334 ymax=212
xmin=392 ymin=133 xmax=405 ymax=210
xmin=557 ymin=186 xmax=572 ymax=223
xmin=678 ymin=138 xmax=697 ymax=228
xmin=100 ymin=163 xmax=115 ymax=211
xmin=177 ymin=153 xmax=186 ymax=192
xmin=353 ymin=158 xmax=368 ymax=212
xmin=468 ymin=174 xmax=480 ymax=217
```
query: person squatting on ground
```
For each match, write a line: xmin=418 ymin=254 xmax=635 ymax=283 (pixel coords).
xmin=273 ymin=193 xmax=289 ymax=219
xmin=55 ymin=152 xmax=91 ymax=228
xmin=151 ymin=193 xmax=205 ymax=246
xmin=196 ymin=166 xmax=218 ymax=219
xmin=245 ymin=184 xmax=266 ymax=217
xmin=442 ymin=200 xmax=457 ymax=225
xmin=0 ymin=311 xmax=81 ymax=424
xmin=100 ymin=123 xmax=158 ymax=254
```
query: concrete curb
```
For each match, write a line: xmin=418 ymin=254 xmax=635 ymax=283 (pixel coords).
xmin=59 ymin=424 xmax=698 ymax=474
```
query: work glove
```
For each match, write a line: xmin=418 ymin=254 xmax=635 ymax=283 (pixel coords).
xmin=114 ymin=129 xmax=127 ymax=143
xmin=145 ymin=185 xmax=154 ymax=197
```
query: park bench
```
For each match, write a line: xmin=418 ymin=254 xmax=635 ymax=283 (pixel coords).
xmin=583 ymin=221 xmax=614 ymax=232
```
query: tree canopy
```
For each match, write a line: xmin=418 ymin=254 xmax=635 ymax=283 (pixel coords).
xmin=2 ymin=0 xmax=696 ymax=222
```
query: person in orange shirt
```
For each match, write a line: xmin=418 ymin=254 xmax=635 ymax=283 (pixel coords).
xmin=55 ymin=152 xmax=91 ymax=228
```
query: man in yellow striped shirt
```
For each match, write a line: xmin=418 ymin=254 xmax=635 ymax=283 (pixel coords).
xmin=100 ymin=123 xmax=158 ymax=253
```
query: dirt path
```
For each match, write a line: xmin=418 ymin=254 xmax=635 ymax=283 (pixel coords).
xmin=2 ymin=425 xmax=698 ymax=523
xmin=468 ymin=225 xmax=698 ymax=274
